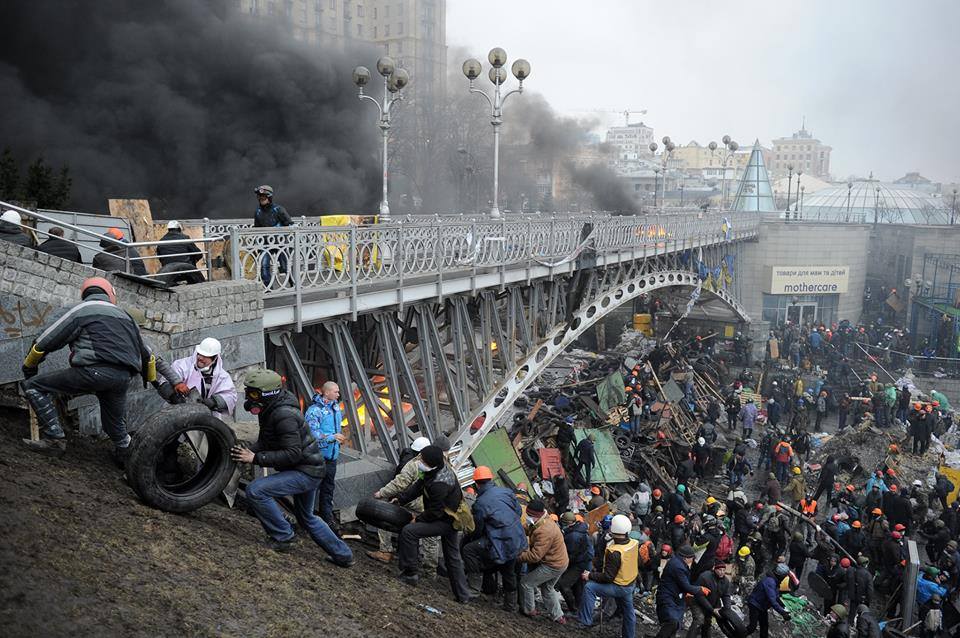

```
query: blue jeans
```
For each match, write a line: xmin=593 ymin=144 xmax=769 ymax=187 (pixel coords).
xmin=246 ymin=469 xmax=353 ymax=564
xmin=578 ymin=581 xmax=635 ymax=638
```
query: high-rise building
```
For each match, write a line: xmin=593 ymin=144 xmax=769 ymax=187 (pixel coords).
xmin=770 ymin=124 xmax=832 ymax=180
xmin=605 ymin=122 xmax=655 ymax=172
xmin=236 ymin=0 xmax=446 ymax=103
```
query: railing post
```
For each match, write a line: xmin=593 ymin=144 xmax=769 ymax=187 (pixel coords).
xmin=293 ymin=228 xmax=302 ymax=332
xmin=230 ymin=227 xmax=241 ymax=281
xmin=349 ymin=226 xmax=358 ymax=320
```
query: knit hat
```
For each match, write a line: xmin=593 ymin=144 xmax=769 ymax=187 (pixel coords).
xmin=677 ymin=545 xmax=695 ymax=558
xmin=420 ymin=445 xmax=443 ymax=469
xmin=774 ymin=563 xmax=790 ymax=577
xmin=433 ymin=434 xmax=451 ymax=452
xmin=527 ymin=499 xmax=546 ymax=515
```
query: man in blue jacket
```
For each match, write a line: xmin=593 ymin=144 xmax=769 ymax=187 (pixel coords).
xmin=746 ymin=563 xmax=791 ymax=638
xmin=653 ymin=544 xmax=704 ymax=637
xmin=461 ymin=466 xmax=527 ymax=610
xmin=556 ymin=511 xmax=593 ymax=616
xmin=305 ymin=381 xmax=344 ymax=532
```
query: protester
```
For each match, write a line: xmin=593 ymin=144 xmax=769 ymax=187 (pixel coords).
xmin=304 ymin=381 xmax=344 ymax=533
xmin=518 ymin=499 xmax=568 ymax=623
xmin=37 ymin=226 xmax=81 ymax=262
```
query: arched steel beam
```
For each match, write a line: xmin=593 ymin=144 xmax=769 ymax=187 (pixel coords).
xmin=451 ymin=269 xmax=750 ymax=468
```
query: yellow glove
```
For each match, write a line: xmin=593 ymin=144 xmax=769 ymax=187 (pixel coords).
xmin=144 ymin=354 xmax=157 ymax=383
xmin=23 ymin=343 xmax=45 ymax=368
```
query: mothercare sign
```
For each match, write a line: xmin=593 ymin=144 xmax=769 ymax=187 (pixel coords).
xmin=767 ymin=265 xmax=849 ymax=294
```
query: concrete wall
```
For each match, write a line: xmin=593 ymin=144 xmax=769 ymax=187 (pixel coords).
xmin=0 ymin=240 xmax=265 ymax=433
xmin=737 ymin=220 xmax=871 ymax=328
xmin=868 ymin=224 xmax=960 ymax=291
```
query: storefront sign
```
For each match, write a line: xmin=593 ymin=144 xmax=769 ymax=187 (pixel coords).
xmin=766 ymin=265 xmax=849 ymax=294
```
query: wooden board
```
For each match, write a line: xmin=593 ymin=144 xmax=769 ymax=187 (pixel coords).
xmin=586 ymin=502 xmax=610 ymax=535
xmin=539 ymin=447 xmax=565 ymax=480
xmin=768 ymin=338 xmax=780 ymax=360
xmin=471 ymin=427 xmax=528 ymax=490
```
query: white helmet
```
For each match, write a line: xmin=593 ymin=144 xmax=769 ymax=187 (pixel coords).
xmin=411 ymin=436 xmax=430 ymax=452
xmin=610 ymin=514 xmax=632 ymax=535
xmin=196 ymin=337 xmax=222 ymax=358
xmin=2 ymin=210 xmax=21 ymax=225
xmin=166 ymin=220 xmax=182 ymax=230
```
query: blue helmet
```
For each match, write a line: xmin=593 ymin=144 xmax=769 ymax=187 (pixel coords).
xmin=600 ymin=514 xmax=613 ymax=530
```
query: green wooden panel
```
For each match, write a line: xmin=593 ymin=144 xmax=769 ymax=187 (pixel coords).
xmin=471 ymin=426 xmax=529 ymax=489
xmin=572 ymin=428 xmax=631 ymax=484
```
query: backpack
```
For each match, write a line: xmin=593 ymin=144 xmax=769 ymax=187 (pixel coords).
xmin=715 ymin=533 xmax=734 ymax=561
xmin=638 ymin=540 xmax=654 ymax=567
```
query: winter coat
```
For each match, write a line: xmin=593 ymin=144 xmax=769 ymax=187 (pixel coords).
xmin=785 ymin=476 xmax=806 ymax=503
xmin=765 ymin=478 xmax=782 ymax=503
xmin=0 ymin=219 xmax=32 ymax=247
xmin=254 ymin=202 xmax=293 ymax=228
xmin=656 ymin=555 xmax=702 ymax=622
xmin=847 ymin=566 xmax=873 ymax=606
xmin=397 ymin=463 xmax=462 ymax=525
xmin=378 ymin=457 xmax=425 ymax=512
xmin=561 ymin=521 xmax=593 ymax=571
xmin=168 ymin=355 xmax=237 ymax=419
xmin=696 ymin=569 xmax=733 ymax=609
xmin=471 ymin=482 xmax=527 ymax=564
xmin=855 ymin=606 xmax=881 ymax=638
xmin=818 ymin=459 xmax=838 ymax=488
xmin=33 ymin=291 xmax=150 ymax=375
xmin=576 ymin=437 xmax=595 ymax=465
xmin=739 ymin=403 xmax=758 ymax=429
xmin=747 ymin=574 xmax=787 ymax=614
xmin=519 ymin=515 xmax=568 ymax=570
xmin=304 ymin=395 xmax=343 ymax=461
xmin=249 ymin=390 xmax=326 ymax=478
xmin=92 ymin=237 xmax=147 ymax=275
xmin=37 ymin=236 xmax=81 ymax=262
xmin=156 ymin=229 xmax=202 ymax=266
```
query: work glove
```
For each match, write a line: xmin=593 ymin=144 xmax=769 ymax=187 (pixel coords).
xmin=198 ymin=396 xmax=218 ymax=410
xmin=174 ymin=382 xmax=191 ymax=396
xmin=22 ymin=365 xmax=38 ymax=379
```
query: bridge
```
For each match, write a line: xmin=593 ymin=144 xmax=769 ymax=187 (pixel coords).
xmin=222 ymin=210 xmax=758 ymax=468
xmin=0 ymin=201 xmax=757 ymax=501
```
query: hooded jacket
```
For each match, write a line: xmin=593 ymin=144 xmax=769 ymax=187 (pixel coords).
xmin=304 ymin=394 xmax=343 ymax=461
xmin=472 ymin=481 xmax=527 ymax=564
xmin=0 ymin=219 xmax=32 ymax=247
xmin=249 ymin=390 xmax=325 ymax=478
xmin=156 ymin=229 xmax=202 ymax=266
xmin=169 ymin=354 xmax=238 ymax=419
xmin=562 ymin=521 xmax=593 ymax=571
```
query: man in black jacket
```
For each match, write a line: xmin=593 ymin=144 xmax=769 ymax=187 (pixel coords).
xmin=37 ymin=226 xmax=81 ymax=263
xmin=688 ymin=560 xmax=732 ymax=638
xmin=394 ymin=444 xmax=472 ymax=603
xmin=230 ymin=369 xmax=354 ymax=566
xmin=21 ymin=277 xmax=155 ymax=460
xmin=0 ymin=209 xmax=32 ymax=247
xmin=92 ymin=227 xmax=147 ymax=276
xmin=156 ymin=220 xmax=204 ymax=283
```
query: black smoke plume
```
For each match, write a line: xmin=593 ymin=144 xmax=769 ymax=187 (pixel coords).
xmin=0 ymin=1 xmax=380 ymax=218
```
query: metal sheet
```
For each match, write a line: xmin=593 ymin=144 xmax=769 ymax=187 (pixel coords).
xmin=471 ymin=427 xmax=528 ymax=490
xmin=572 ymin=428 xmax=631 ymax=484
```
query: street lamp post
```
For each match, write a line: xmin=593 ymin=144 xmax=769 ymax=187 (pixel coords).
xmin=799 ymin=185 xmax=805 ymax=218
xmin=785 ymin=164 xmax=794 ymax=215
xmin=793 ymin=171 xmax=803 ymax=219
xmin=845 ymin=181 xmax=853 ymax=222
xmin=649 ymin=137 xmax=676 ymax=209
xmin=353 ymin=57 xmax=409 ymax=222
xmin=716 ymin=136 xmax=739 ymax=209
xmin=652 ymin=167 xmax=661 ymax=209
xmin=952 ymin=188 xmax=957 ymax=225
xmin=462 ymin=48 xmax=531 ymax=220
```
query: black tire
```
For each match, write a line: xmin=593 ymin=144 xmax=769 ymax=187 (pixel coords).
xmin=126 ymin=402 xmax=236 ymax=513
xmin=157 ymin=262 xmax=203 ymax=287
xmin=614 ymin=432 xmax=631 ymax=450
xmin=521 ymin=446 xmax=540 ymax=469
xmin=355 ymin=498 xmax=413 ymax=533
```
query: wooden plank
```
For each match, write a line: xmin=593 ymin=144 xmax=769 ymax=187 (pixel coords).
xmin=586 ymin=502 xmax=610 ymax=535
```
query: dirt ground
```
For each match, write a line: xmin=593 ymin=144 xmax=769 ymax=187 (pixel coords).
xmin=0 ymin=409 xmax=653 ymax=638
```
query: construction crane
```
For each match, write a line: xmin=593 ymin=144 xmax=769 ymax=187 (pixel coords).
xmin=569 ymin=108 xmax=648 ymax=126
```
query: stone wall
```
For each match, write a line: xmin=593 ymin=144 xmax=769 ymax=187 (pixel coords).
xmin=0 ymin=240 xmax=265 ymax=432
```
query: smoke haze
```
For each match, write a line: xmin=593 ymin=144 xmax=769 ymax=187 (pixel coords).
xmin=0 ymin=1 xmax=380 ymax=218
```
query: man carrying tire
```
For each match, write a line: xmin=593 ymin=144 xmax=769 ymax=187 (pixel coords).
xmin=20 ymin=277 xmax=158 ymax=463
xmin=393 ymin=444 xmax=472 ymax=603
xmin=229 ymin=369 xmax=353 ymax=566
xmin=161 ymin=337 xmax=237 ymax=419
xmin=304 ymin=381 xmax=344 ymax=533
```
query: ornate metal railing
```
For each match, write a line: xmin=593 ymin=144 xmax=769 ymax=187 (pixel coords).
xmin=228 ymin=211 xmax=759 ymax=298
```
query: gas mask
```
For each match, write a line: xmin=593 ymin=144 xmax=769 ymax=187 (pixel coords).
xmin=244 ymin=385 xmax=279 ymax=415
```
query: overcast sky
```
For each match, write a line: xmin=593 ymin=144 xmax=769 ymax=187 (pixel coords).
xmin=448 ymin=0 xmax=960 ymax=183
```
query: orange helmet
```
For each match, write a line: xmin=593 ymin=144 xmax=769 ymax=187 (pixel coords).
xmin=888 ymin=444 xmax=899 ymax=453
xmin=105 ymin=227 xmax=125 ymax=240
xmin=933 ymin=401 xmax=940 ymax=407
xmin=674 ymin=515 xmax=685 ymax=524
xmin=590 ymin=486 xmax=601 ymax=495
xmin=872 ymin=508 xmax=883 ymax=516
xmin=852 ymin=520 xmax=862 ymax=528
xmin=886 ymin=469 xmax=896 ymax=476
xmin=914 ymin=402 xmax=923 ymax=410
xmin=889 ymin=484 xmax=898 ymax=492
xmin=653 ymin=488 xmax=662 ymax=498
xmin=472 ymin=465 xmax=494 ymax=482
xmin=846 ymin=484 xmax=855 ymax=492
xmin=80 ymin=276 xmax=117 ymax=304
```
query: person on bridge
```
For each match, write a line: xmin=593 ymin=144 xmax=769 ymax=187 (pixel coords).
xmin=304 ymin=381 xmax=344 ymax=534
xmin=0 ymin=209 xmax=33 ymax=248
xmin=92 ymin=227 xmax=148 ymax=276
xmin=229 ymin=369 xmax=354 ymax=566
xmin=20 ymin=277 xmax=157 ymax=462
xmin=37 ymin=226 xmax=82 ymax=263
xmin=159 ymin=337 xmax=237 ymax=419
xmin=156 ymin=220 xmax=204 ymax=283
xmin=253 ymin=184 xmax=292 ymax=285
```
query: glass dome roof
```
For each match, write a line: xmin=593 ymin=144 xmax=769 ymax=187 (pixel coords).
xmin=800 ymin=181 xmax=950 ymax=224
